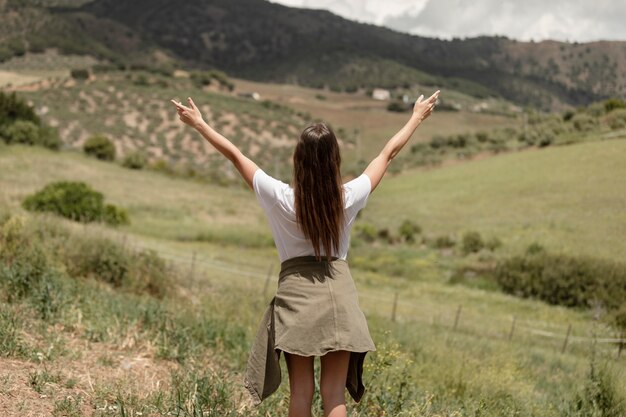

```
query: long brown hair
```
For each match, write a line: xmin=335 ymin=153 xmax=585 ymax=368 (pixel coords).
xmin=293 ymin=123 xmax=344 ymax=262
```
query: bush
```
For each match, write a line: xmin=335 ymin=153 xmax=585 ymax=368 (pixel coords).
xmin=461 ymin=231 xmax=484 ymax=255
xmin=386 ymin=102 xmax=407 ymax=113
xmin=494 ymin=252 xmax=626 ymax=310
xmin=22 ymin=181 xmax=129 ymax=226
xmin=38 ymin=125 xmax=62 ymax=150
xmin=484 ymin=237 xmax=502 ymax=251
xmin=432 ymin=235 xmax=455 ymax=249
xmin=526 ymin=242 xmax=545 ymax=255
xmin=83 ymin=135 xmax=116 ymax=161
xmin=571 ymin=113 xmax=598 ymax=132
xmin=1 ymin=120 xmax=40 ymax=145
xmin=606 ymin=109 xmax=626 ymax=130
xmin=70 ymin=69 xmax=89 ymax=80
xmin=0 ymin=91 xmax=40 ymax=127
xmin=604 ymin=98 xmax=626 ymax=113
xmin=1 ymin=121 xmax=61 ymax=150
xmin=122 ymin=151 xmax=147 ymax=169
xmin=355 ymin=224 xmax=377 ymax=243
xmin=398 ymin=220 xmax=421 ymax=243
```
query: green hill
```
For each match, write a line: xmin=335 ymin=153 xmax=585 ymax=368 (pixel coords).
xmin=2 ymin=0 xmax=625 ymax=109
xmin=363 ymin=138 xmax=626 ymax=262
xmin=1 ymin=138 xmax=625 ymax=415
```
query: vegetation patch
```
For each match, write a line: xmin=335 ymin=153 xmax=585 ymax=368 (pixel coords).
xmin=22 ymin=181 xmax=129 ymax=226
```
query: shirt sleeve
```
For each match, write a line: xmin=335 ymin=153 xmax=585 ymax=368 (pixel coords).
xmin=253 ymin=168 xmax=287 ymax=210
xmin=344 ymin=173 xmax=372 ymax=212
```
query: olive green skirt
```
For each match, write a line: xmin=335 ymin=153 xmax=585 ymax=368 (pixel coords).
xmin=244 ymin=256 xmax=376 ymax=405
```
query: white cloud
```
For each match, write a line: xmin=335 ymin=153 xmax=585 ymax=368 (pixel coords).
xmin=269 ymin=0 xmax=626 ymax=42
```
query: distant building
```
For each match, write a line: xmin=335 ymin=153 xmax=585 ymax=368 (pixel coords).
xmin=372 ymin=88 xmax=390 ymax=101
xmin=238 ymin=92 xmax=261 ymax=101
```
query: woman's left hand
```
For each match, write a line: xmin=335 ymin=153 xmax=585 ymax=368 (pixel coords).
xmin=171 ymin=97 xmax=204 ymax=129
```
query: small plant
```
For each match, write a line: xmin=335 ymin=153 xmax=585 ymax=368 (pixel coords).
xmin=355 ymin=224 xmax=377 ymax=243
xmin=83 ymin=134 xmax=116 ymax=161
xmin=398 ymin=220 xmax=421 ymax=243
xmin=122 ymin=151 xmax=147 ymax=169
xmin=0 ymin=306 xmax=30 ymax=357
xmin=461 ymin=231 xmax=484 ymax=255
xmin=432 ymin=234 xmax=455 ymax=249
xmin=484 ymin=236 xmax=503 ymax=251
xmin=526 ymin=242 xmax=545 ymax=255
xmin=22 ymin=181 xmax=129 ymax=226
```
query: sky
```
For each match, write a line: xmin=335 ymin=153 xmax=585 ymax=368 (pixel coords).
xmin=270 ymin=0 xmax=626 ymax=42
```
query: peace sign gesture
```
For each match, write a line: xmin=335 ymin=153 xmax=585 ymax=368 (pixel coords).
xmin=170 ymin=97 xmax=204 ymax=129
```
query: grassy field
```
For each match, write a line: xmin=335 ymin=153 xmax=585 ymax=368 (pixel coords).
xmin=0 ymin=138 xmax=624 ymax=415
xmin=361 ymin=138 xmax=626 ymax=262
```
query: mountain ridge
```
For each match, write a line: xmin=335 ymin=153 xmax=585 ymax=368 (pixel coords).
xmin=2 ymin=0 xmax=625 ymax=109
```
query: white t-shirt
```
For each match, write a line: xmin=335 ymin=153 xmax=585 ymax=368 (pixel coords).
xmin=253 ymin=168 xmax=371 ymax=262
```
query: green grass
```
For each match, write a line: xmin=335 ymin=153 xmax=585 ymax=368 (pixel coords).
xmin=362 ymin=139 xmax=626 ymax=261
xmin=1 ymin=137 xmax=625 ymax=415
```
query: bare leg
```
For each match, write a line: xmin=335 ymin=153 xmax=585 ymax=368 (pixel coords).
xmin=284 ymin=351 xmax=315 ymax=417
xmin=320 ymin=350 xmax=350 ymax=417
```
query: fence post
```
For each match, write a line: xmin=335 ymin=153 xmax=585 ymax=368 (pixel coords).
xmin=508 ymin=316 xmax=516 ymax=341
xmin=453 ymin=305 xmax=462 ymax=331
xmin=391 ymin=292 xmax=399 ymax=322
xmin=263 ymin=264 xmax=274 ymax=299
xmin=561 ymin=324 xmax=572 ymax=354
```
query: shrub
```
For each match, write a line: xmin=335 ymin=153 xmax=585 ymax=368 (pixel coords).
xmin=355 ymin=224 xmax=377 ymax=243
xmin=606 ymin=109 xmax=626 ymax=130
xmin=461 ymin=231 xmax=484 ymax=255
xmin=484 ymin=237 xmax=502 ymax=251
xmin=83 ymin=135 xmax=116 ymax=161
xmin=122 ymin=151 xmax=147 ymax=169
xmin=398 ymin=220 xmax=421 ymax=243
xmin=571 ymin=113 xmax=598 ymax=132
xmin=0 ymin=91 xmax=40 ymax=127
xmin=376 ymin=228 xmax=397 ymax=244
xmin=70 ymin=69 xmax=89 ymax=80
xmin=526 ymin=242 xmax=545 ymax=255
xmin=22 ymin=181 xmax=129 ymax=226
xmin=103 ymin=204 xmax=130 ymax=226
xmin=494 ymin=252 xmax=626 ymax=310
xmin=1 ymin=120 xmax=40 ymax=145
xmin=604 ymin=98 xmax=626 ymax=113
xmin=387 ymin=102 xmax=407 ymax=113
xmin=1 ymin=121 xmax=61 ymax=150
xmin=432 ymin=235 xmax=455 ymax=249
xmin=38 ymin=125 xmax=62 ymax=150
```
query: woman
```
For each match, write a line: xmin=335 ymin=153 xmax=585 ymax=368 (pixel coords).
xmin=171 ymin=89 xmax=439 ymax=417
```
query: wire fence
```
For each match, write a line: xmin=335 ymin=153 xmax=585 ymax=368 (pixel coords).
xmin=121 ymin=235 xmax=625 ymax=360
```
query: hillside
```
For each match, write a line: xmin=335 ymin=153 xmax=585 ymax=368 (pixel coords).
xmin=1 ymin=53 xmax=518 ymax=172
xmin=0 ymin=140 xmax=624 ymax=415
xmin=362 ymin=138 xmax=626 ymax=262
xmin=1 ymin=0 xmax=625 ymax=110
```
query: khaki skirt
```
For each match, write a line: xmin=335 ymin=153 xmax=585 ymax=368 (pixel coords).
xmin=244 ymin=255 xmax=376 ymax=405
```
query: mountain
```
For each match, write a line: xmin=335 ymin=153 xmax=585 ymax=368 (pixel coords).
xmin=2 ymin=0 xmax=625 ymax=110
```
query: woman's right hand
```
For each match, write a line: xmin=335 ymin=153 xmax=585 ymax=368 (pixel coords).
xmin=413 ymin=90 xmax=440 ymax=122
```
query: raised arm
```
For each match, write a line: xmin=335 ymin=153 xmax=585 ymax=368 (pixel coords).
xmin=364 ymin=90 xmax=439 ymax=192
xmin=171 ymin=97 xmax=258 ymax=189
